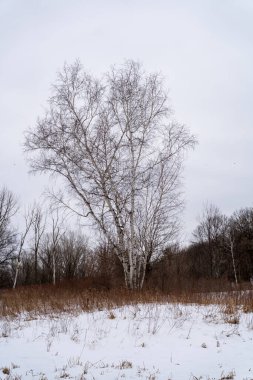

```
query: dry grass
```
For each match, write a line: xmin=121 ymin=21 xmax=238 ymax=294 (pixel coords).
xmin=0 ymin=280 xmax=253 ymax=318
xmin=2 ymin=367 xmax=10 ymax=375
xmin=0 ymin=284 xmax=167 ymax=318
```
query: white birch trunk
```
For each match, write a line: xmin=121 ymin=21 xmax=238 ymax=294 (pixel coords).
xmin=230 ymin=238 xmax=238 ymax=285
xmin=13 ymin=260 xmax=21 ymax=289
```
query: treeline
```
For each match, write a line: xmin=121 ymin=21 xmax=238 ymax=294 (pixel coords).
xmin=0 ymin=187 xmax=124 ymax=288
xmin=150 ymin=204 xmax=253 ymax=291
xmin=1 ymin=186 xmax=253 ymax=290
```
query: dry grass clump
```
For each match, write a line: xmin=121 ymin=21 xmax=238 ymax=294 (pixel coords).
xmin=107 ymin=310 xmax=116 ymax=319
xmin=2 ymin=367 xmax=10 ymax=375
xmin=221 ymin=300 xmax=240 ymax=324
xmin=220 ymin=370 xmax=236 ymax=379
xmin=0 ymin=280 xmax=253 ymax=318
xmin=117 ymin=360 xmax=133 ymax=370
xmin=222 ymin=300 xmax=238 ymax=315
xmin=223 ymin=314 xmax=240 ymax=325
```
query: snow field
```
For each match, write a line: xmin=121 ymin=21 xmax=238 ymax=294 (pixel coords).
xmin=0 ymin=303 xmax=253 ymax=379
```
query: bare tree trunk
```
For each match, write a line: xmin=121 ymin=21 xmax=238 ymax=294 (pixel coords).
xmin=13 ymin=208 xmax=34 ymax=289
xmin=13 ymin=260 xmax=21 ymax=289
xmin=140 ymin=259 xmax=147 ymax=290
xmin=31 ymin=205 xmax=46 ymax=284
xmin=230 ymin=238 xmax=238 ymax=285
xmin=50 ymin=212 xmax=63 ymax=285
xmin=52 ymin=248 xmax=56 ymax=286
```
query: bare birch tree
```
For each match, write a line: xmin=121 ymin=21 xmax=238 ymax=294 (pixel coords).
xmin=224 ymin=223 xmax=238 ymax=285
xmin=30 ymin=204 xmax=46 ymax=283
xmin=51 ymin=213 xmax=63 ymax=285
xmin=25 ymin=60 xmax=196 ymax=289
xmin=13 ymin=208 xmax=34 ymax=289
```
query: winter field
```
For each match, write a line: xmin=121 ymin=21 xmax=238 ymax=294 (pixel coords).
xmin=1 ymin=288 xmax=253 ymax=380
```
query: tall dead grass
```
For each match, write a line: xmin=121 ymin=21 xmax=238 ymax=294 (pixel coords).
xmin=0 ymin=280 xmax=252 ymax=318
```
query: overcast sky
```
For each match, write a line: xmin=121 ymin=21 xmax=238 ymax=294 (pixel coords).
xmin=1 ymin=0 xmax=253 ymax=243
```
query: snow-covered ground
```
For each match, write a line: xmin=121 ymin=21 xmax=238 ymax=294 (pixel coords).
xmin=1 ymin=303 xmax=253 ymax=379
